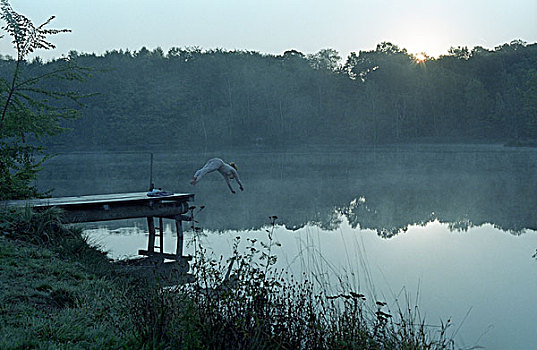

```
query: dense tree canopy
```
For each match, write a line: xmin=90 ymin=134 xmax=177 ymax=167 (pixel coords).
xmin=6 ymin=40 xmax=535 ymax=151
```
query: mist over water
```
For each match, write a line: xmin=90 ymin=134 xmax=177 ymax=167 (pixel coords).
xmin=38 ymin=144 xmax=537 ymax=349
xmin=39 ymin=144 xmax=537 ymax=234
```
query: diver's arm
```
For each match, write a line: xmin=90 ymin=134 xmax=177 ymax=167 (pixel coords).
xmin=231 ymin=168 xmax=244 ymax=191
xmin=224 ymin=176 xmax=235 ymax=193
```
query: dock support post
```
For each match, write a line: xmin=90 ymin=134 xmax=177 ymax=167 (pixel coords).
xmin=175 ymin=216 xmax=183 ymax=258
xmin=147 ymin=217 xmax=156 ymax=253
xmin=158 ymin=217 xmax=164 ymax=253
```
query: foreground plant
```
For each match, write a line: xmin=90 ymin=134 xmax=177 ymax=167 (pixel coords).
xmin=128 ymin=217 xmax=456 ymax=349
xmin=0 ymin=0 xmax=88 ymax=200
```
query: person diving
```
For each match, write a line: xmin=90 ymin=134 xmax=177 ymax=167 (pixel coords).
xmin=190 ymin=158 xmax=244 ymax=194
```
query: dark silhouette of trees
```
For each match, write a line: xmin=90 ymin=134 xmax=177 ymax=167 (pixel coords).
xmin=0 ymin=40 xmax=533 ymax=152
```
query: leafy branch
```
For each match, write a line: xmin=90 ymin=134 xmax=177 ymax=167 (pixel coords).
xmin=0 ymin=0 xmax=71 ymax=132
xmin=0 ymin=0 xmax=88 ymax=200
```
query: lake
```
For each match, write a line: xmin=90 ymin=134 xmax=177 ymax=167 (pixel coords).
xmin=37 ymin=144 xmax=537 ymax=350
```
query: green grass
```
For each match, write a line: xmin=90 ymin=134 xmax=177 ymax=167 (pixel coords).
xmin=0 ymin=237 xmax=133 ymax=349
xmin=0 ymin=208 xmax=456 ymax=349
xmin=0 ymin=207 xmax=135 ymax=349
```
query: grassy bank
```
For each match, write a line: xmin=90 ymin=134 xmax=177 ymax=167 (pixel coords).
xmin=0 ymin=209 xmax=134 ymax=349
xmin=0 ymin=208 xmax=455 ymax=349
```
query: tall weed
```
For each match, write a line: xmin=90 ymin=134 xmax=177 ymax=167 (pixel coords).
xmin=127 ymin=217 xmax=455 ymax=349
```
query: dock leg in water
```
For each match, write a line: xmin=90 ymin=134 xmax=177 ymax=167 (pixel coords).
xmin=147 ymin=217 xmax=156 ymax=253
xmin=175 ymin=215 xmax=183 ymax=258
xmin=158 ymin=217 xmax=164 ymax=253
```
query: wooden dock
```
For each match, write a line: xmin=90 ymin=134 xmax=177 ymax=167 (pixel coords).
xmin=1 ymin=191 xmax=195 ymax=262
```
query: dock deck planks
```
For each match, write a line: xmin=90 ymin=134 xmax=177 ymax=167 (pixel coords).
xmin=1 ymin=191 xmax=194 ymax=208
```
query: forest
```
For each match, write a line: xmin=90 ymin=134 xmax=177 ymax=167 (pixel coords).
xmin=1 ymin=40 xmax=537 ymax=151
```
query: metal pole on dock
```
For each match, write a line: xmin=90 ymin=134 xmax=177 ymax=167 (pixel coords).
xmin=149 ymin=153 xmax=154 ymax=191
xmin=147 ymin=153 xmax=156 ymax=255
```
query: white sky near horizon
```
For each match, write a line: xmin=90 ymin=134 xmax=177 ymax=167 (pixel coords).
xmin=0 ymin=0 xmax=536 ymax=61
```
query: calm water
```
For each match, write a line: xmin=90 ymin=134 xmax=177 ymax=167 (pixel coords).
xmin=38 ymin=144 xmax=537 ymax=350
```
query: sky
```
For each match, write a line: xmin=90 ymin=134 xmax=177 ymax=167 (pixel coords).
xmin=1 ymin=0 xmax=536 ymax=61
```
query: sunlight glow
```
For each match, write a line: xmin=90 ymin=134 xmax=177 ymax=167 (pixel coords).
xmin=414 ymin=52 xmax=427 ymax=63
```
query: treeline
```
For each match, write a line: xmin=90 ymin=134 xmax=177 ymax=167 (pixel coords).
xmin=4 ymin=40 xmax=536 ymax=150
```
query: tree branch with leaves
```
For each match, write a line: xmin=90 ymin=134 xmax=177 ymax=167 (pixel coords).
xmin=0 ymin=0 xmax=88 ymax=200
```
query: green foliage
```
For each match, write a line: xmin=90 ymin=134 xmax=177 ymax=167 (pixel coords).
xmin=0 ymin=206 xmax=64 ymax=244
xmin=0 ymin=0 xmax=70 ymax=59
xmin=0 ymin=142 xmax=45 ymax=199
xmin=521 ymin=69 xmax=537 ymax=137
xmin=19 ymin=40 xmax=536 ymax=152
xmin=0 ymin=0 xmax=87 ymax=200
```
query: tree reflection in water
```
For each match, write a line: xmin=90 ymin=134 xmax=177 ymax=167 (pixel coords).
xmin=38 ymin=144 xmax=537 ymax=236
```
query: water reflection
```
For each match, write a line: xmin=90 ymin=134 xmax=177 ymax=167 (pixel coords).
xmin=38 ymin=144 xmax=537 ymax=236
xmin=85 ymin=218 xmax=537 ymax=350
xmin=54 ymin=146 xmax=537 ymax=350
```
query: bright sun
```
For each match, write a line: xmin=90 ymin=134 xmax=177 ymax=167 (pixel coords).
xmin=414 ymin=53 xmax=427 ymax=63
